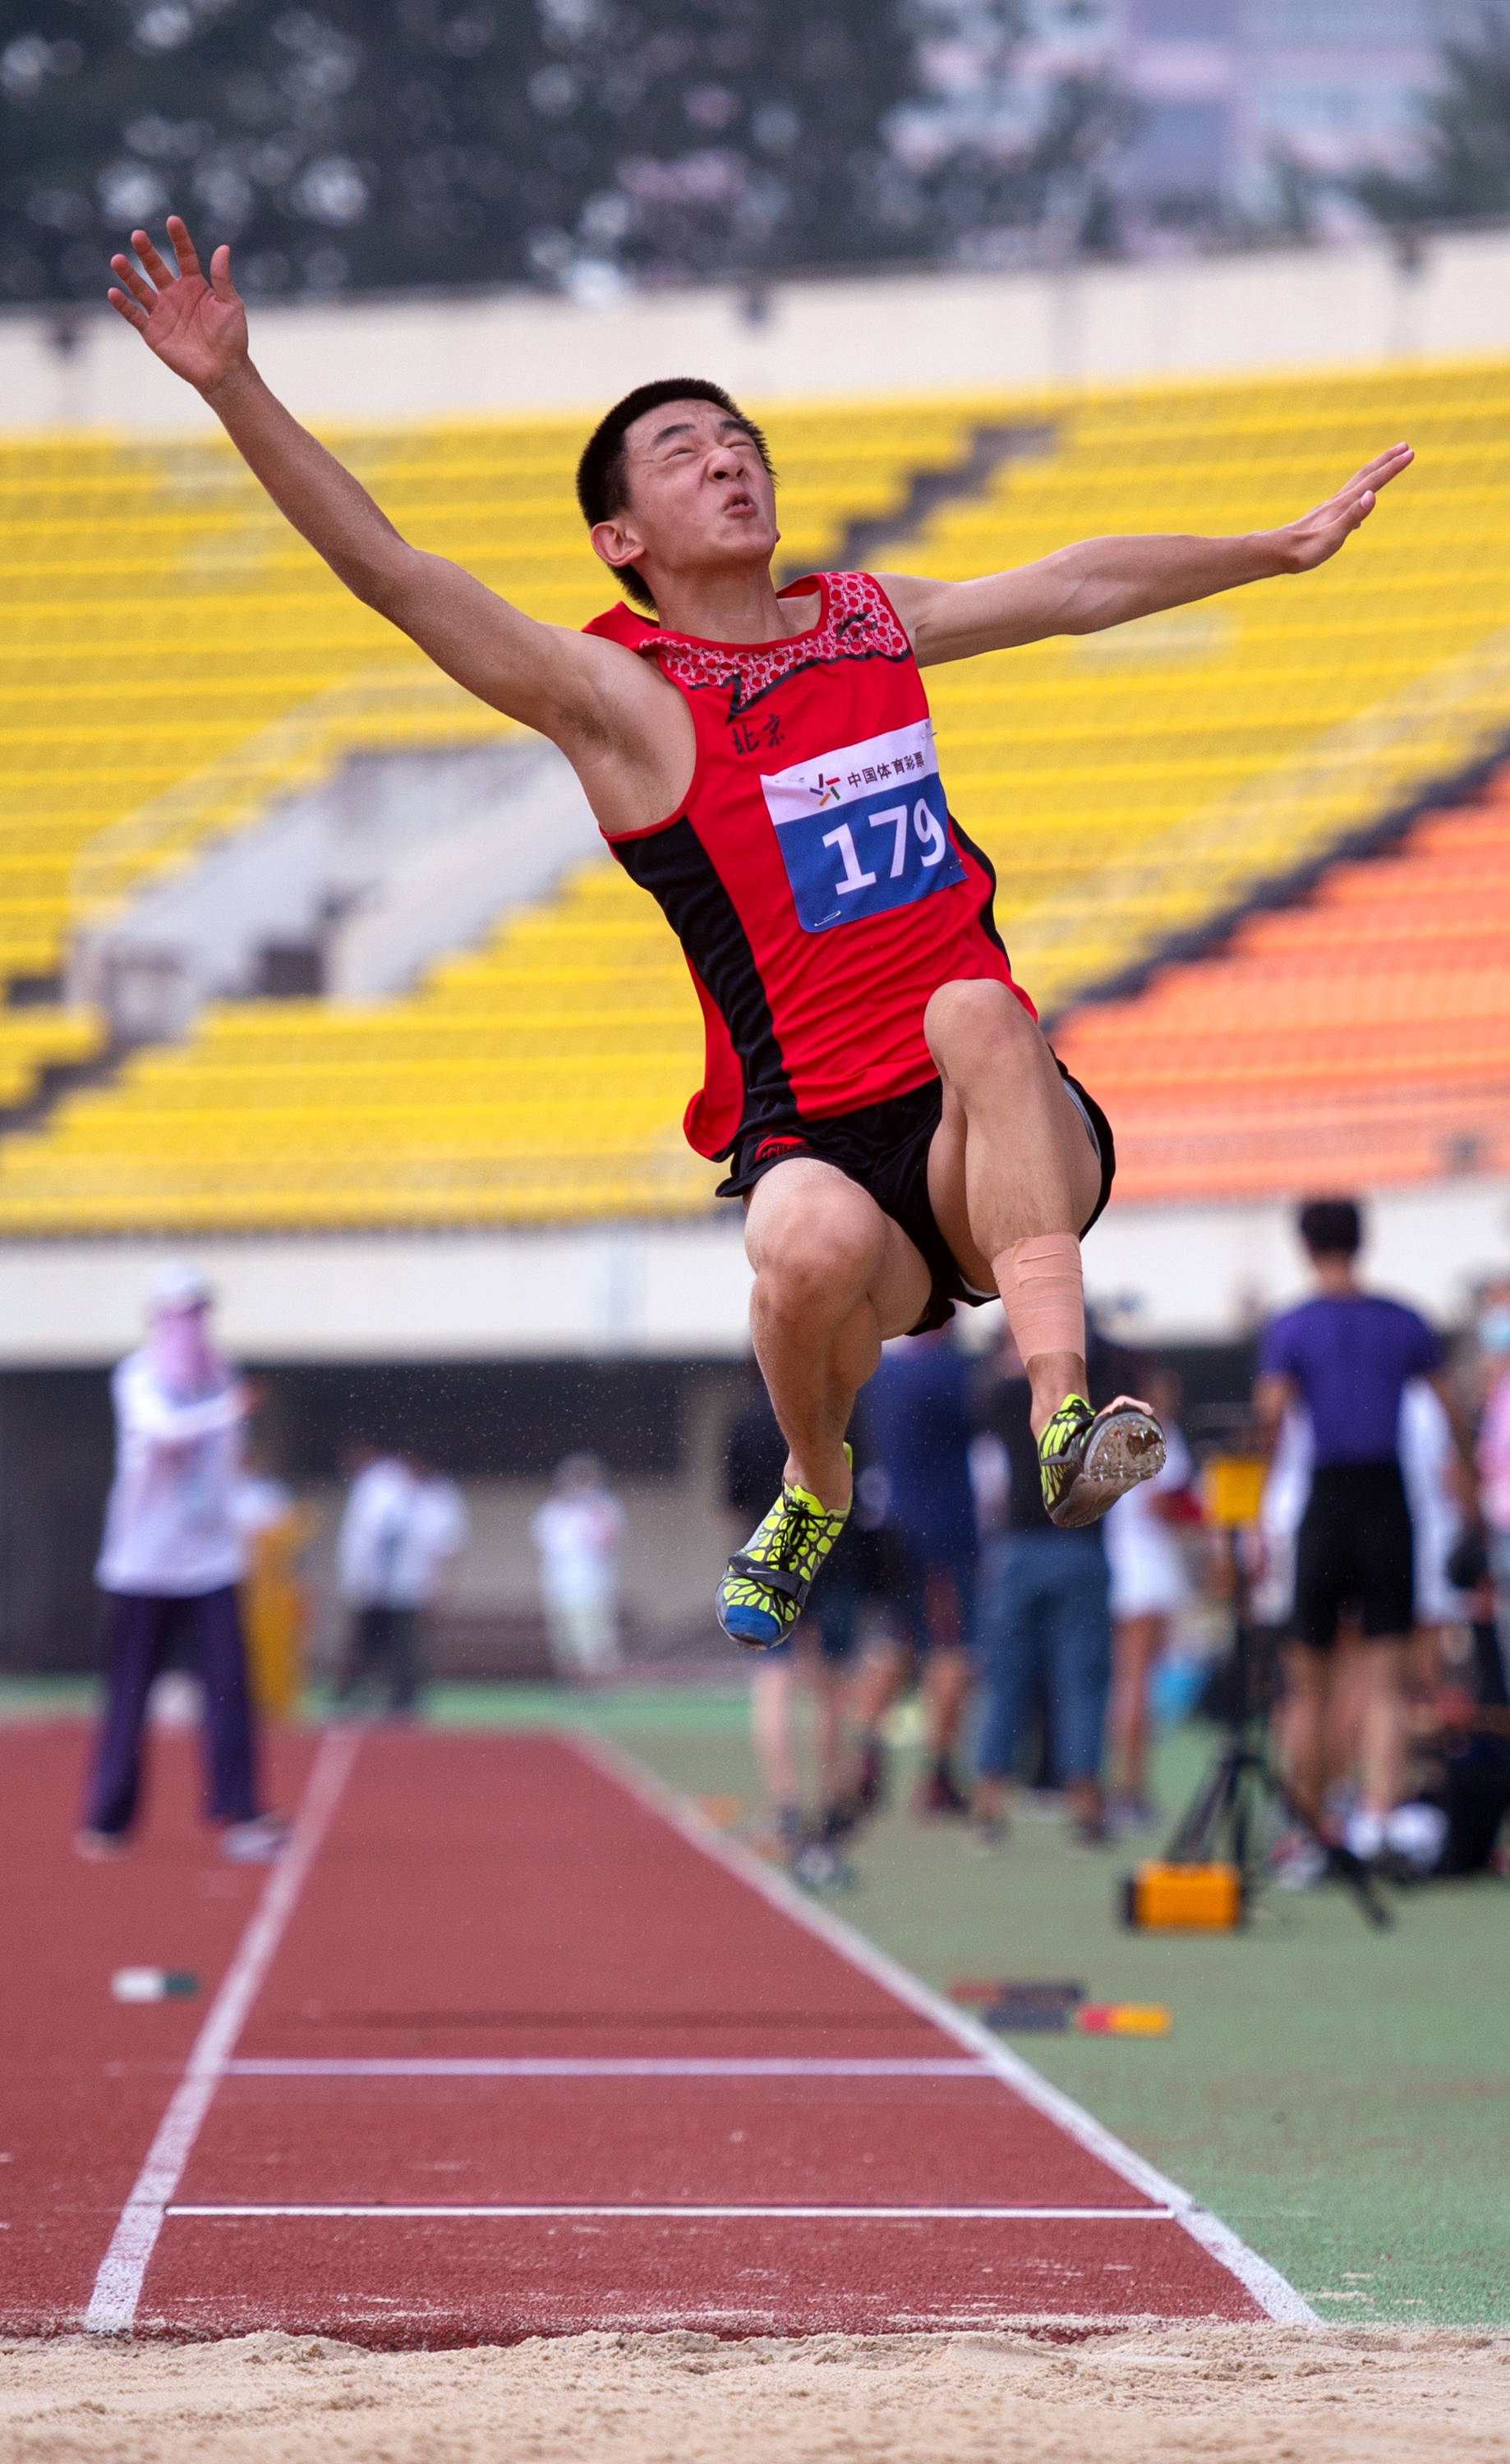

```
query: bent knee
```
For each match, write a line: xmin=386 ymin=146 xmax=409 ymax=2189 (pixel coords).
xmin=754 ymin=1223 xmax=882 ymax=1316
xmin=924 ymin=977 xmax=1042 ymax=1078
xmin=745 ymin=1162 xmax=887 ymax=1302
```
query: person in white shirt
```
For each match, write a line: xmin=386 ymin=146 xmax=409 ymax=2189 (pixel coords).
xmin=77 ymin=1262 xmax=284 ymax=1862
xmin=334 ymin=1449 xmax=467 ymax=1713
xmin=532 ymin=1454 xmax=625 ymax=1678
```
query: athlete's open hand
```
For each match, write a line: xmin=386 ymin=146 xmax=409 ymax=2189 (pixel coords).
xmin=107 ymin=215 xmax=248 ymax=396
xmin=1272 ymin=443 xmax=1414 ymax=572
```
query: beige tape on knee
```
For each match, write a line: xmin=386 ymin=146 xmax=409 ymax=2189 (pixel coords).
xmin=993 ymin=1233 xmax=1084 ymax=1365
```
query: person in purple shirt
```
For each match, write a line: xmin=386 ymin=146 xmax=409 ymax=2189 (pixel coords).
xmin=845 ymin=1327 xmax=980 ymax=1818
xmin=1255 ymin=1197 xmax=1446 ymax=1864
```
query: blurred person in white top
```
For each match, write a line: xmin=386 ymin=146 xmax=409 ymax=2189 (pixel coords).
xmin=1101 ymin=1368 xmax=1198 ymax=1826
xmin=532 ymin=1454 xmax=624 ymax=1679
xmin=334 ymin=1448 xmax=467 ymax=1715
xmin=76 ymin=1263 xmax=284 ymax=1862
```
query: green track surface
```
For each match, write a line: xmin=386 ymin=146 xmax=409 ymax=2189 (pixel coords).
xmin=14 ymin=1676 xmax=1508 ymax=2328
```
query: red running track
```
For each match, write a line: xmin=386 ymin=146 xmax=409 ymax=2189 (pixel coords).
xmin=0 ymin=1721 xmax=1311 ymax=2342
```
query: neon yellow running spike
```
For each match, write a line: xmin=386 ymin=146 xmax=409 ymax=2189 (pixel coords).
xmin=1039 ymin=1392 xmax=1166 ymax=1530
xmin=716 ymin=1444 xmax=853 ymax=1652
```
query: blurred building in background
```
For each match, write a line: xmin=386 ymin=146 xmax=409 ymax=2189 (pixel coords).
xmin=3 ymin=1 xmax=1507 ymax=313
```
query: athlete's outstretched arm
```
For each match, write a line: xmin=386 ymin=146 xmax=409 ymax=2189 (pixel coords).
xmin=104 ymin=218 xmax=670 ymax=773
xmin=882 ymin=443 xmax=1413 ymax=666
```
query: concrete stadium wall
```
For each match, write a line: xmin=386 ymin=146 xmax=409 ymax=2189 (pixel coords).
xmin=0 ymin=1175 xmax=1506 ymax=1366
xmin=7 ymin=225 xmax=1510 ymax=434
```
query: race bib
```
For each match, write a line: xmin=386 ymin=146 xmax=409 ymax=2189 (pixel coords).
xmin=761 ymin=718 xmax=965 ymax=934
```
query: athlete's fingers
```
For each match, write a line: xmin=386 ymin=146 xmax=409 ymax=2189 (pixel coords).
xmin=166 ymin=214 xmax=201 ymax=281
xmin=131 ymin=228 xmax=175 ymax=287
xmin=209 ymin=242 xmax=236 ymax=301
xmin=1338 ymin=444 xmax=1412 ymax=501
xmin=110 ymin=253 xmax=158 ymax=310
xmin=106 ymin=287 xmax=149 ymax=332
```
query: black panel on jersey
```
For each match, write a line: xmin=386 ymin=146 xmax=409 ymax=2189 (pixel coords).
xmin=613 ymin=816 xmax=795 ymax=1152
xmin=948 ymin=813 xmax=1011 ymax=964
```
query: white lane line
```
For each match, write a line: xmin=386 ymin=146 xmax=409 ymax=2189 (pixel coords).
xmin=168 ymin=2202 xmax=1177 ymax=2223
xmin=569 ymin=1732 xmax=1322 ymax=2329
xmin=84 ymin=1726 xmax=361 ymax=2335
xmin=224 ymin=2057 xmax=996 ymax=2078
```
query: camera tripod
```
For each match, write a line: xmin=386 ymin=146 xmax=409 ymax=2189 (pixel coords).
xmin=1163 ymin=1612 xmax=1394 ymax=1931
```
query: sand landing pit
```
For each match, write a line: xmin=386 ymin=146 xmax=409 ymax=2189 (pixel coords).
xmin=1 ymin=2325 xmax=1506 ymax=2463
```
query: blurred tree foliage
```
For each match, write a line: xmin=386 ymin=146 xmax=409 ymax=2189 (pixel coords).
xmin=1 ymin=0 xmax=1132 ymax=304
xmin=1351 ymin=3 xmax=1510 ymax=228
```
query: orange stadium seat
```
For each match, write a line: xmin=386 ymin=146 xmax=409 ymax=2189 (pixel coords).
xmin=1052 ymin=784 xmax=1510 ymax=1202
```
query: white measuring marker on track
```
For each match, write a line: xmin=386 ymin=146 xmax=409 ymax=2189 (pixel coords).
xmin=168 ymin=2201 xmax=1178 ymax=2223
xmin=569 ymin=1732 xmax=1322 ymax=2328
xmin=224 ymin=2055 xmax=998 ymax=2078
xmin=84 ymin=1726 xmax=360 ymax=2334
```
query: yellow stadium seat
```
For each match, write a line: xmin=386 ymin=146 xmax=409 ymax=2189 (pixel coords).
xmin=2 ymin=364 xmax=1509 ymax=1230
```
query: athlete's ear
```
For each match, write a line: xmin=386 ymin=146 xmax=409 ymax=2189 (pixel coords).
xmin=589 ymin=514 xmax=645 ymax=577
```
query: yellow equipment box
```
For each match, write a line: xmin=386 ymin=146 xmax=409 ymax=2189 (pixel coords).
xmin=1202 ymin=1455 xmax=1268 ymax=1529
xmin=1122 ymin=1861 xmax=1244 ymax=1930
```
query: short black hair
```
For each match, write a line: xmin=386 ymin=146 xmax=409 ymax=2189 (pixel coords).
xmin=1298 ymin=1197 xmax=1362 ymax=1258
xmin=575 ymin=377 xmax=773 ymax=611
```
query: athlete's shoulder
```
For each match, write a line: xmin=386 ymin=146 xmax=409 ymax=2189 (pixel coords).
xmin=583 ymin=600 xmax=661 ymax=649
xmin=824 ymin=568 xmax=912 ymax=649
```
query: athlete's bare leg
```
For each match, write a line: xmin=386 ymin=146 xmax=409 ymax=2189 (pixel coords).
xmin=743 ymin=1156 xmax=932 ymax=1513
xmin=923 ymin=981 xmax=1104 ymax=1436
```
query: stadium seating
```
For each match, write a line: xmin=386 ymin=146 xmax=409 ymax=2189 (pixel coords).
xmin=2 ymin=360 xmax=1508 ymax=1230
xmin=1052 ymin=770 xmax=1510 ymax=1201
xmin=0 ymin=862 xmax=713 ymax=1229
xmin=0 ymin=1008 xmax=103 ymax=1110
xmin=905 ymin=360 xmax=1510 ymax=1010
xmin=1 ymin=396 xmax=980 ymax=986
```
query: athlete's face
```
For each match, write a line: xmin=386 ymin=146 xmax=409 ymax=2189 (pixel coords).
xmin=589 ymin=399 xmax=780 ymax=597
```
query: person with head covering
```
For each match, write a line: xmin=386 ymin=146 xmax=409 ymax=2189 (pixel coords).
xmin=76 ymin=1263 xmax=284 ymax=1862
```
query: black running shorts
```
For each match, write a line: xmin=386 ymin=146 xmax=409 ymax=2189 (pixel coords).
xmin=716 ymin=1063 xmax=1116 ymax=1335
xmin=1292 ymin=1461 xmax=1415 ymax=1648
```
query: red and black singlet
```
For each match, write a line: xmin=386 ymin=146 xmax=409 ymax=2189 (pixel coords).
xmin=584 ymin=571 xmax=1034 ymax=1161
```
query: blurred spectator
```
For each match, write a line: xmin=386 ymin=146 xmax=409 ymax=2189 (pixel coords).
xmin=1400 ymin=1377 xmax=1471 ymax=1643
xmin=532 ymin=1452 xmax=624 ymax=1680
xmin=845 ymin=1327 xmax=978 ymax=1819
xmin=1474 ymin=1275 xmax=1510 ymax=1680
xmin=1102 ymin=1366 xmax=1199 ymax=1829
xmin=723 ymin=1365 xmax=867 ymax=1874
xmin=233 ymin=1448 xmax=320 ymax=1722
xmin=76 ymin=1263 xmax=284 ymax=1864
xmin=970 ymin=1320 xmax=1142 ymax=1846
xmin=1254 ymin=1197 xmax=1447 ymax=1865
xmin=336 ymin=1448 xmax=467 ymax=1714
